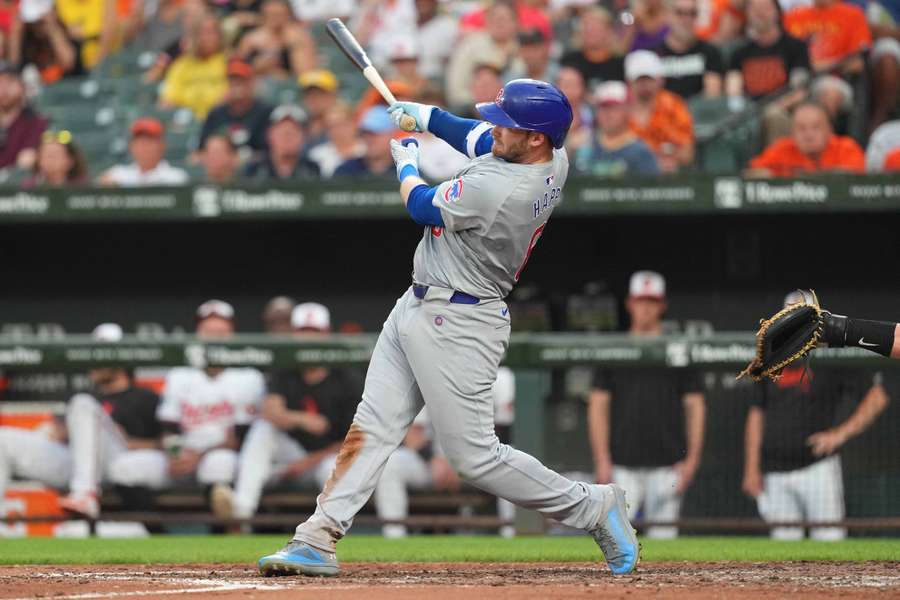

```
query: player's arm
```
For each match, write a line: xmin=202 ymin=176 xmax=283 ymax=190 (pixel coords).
xmin=677 ymin=391 xmax=705 ymax=494
xmin=822 ymin=314 xmax=900 ymax=359
xmin=808 ymin=380 xmax=889 ymax=457
xmin=388 ymin=102 xmax=494 ymax=158
xmin=390 ymin=138 xmax=445 ymax=227
xmin=741 ymin=406 xmax=764 ymax=498
xmin=261 ymin=393 xmax=329 ymax=434
xmin=586 ymin=388 xmax=613 ymax=484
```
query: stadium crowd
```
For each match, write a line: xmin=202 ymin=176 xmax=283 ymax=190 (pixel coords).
xmin=0 ymin=0 xmax=897 ymax=184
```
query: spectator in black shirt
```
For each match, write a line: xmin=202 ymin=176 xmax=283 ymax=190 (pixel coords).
xmin=245 ymin=104 xmax=320 ymax=180
xmin=654 ymin=0 xmax=724 ymax=98
xmin=0 ymin=323 xmax=165 ymax=521
xmin=225 ymin=302 xmax=361 ymax=521
xmin=587 ymin=271 xmax=706 ymax=539
xmin=560 ymin=7 xmax=625 ymax=91
xmin=726 ymin=0 xmax=810 ymax=143
xmin=742 ymin=292 xmax=889 ymax=541
xmin=198 ymin=59 xmax=273 ymax=163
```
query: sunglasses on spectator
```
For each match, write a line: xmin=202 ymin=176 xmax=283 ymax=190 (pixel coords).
xmin=42 ymin=130 xmax=73 ymax=145
xmin=675 ymin=8 xmax=698 ymax=17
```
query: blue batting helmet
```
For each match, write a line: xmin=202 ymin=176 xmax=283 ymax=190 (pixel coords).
xmin=476 ymin=79 xmax=573 ymax=149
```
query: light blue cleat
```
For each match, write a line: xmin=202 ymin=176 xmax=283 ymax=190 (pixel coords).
xmin=589 ymin=484 xmax=640 ymax=575
xmin=258 ymin=540 xmax=340 ymax=577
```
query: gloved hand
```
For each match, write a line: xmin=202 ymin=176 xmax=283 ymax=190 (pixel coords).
xmin=388 ymin=102 xmax=435 ymax=133
xmin=390 ymin=138 xmax=420 ymax=181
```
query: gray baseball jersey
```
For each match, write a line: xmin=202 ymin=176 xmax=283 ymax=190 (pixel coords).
xmin=412 ymin=148 xmax=569 ymax=299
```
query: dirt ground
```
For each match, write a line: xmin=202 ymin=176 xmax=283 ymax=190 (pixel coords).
xmin=1 ymin=562 xmax=898 ymax=600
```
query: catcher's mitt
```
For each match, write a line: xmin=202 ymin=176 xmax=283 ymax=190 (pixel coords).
xmin=737 ymin=289 xmax=825 ymax=382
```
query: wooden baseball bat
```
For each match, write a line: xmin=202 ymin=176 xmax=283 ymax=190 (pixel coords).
xmin=325 ymin=18 xmax=417 ymax=132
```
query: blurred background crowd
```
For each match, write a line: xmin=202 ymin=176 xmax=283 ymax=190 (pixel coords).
xmin=0 ymin=0 xmax=897 ymax=187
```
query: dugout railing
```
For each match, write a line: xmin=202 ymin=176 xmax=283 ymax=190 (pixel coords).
xmin=1 ymin=334 xmax=898 ymax=536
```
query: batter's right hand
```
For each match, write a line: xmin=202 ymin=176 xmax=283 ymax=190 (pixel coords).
xmin=388 ymin=101 xmax=435 ymax=133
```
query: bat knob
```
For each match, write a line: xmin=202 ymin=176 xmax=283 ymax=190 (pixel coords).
xmin=399 ymin=113 xmax=418 ymax=132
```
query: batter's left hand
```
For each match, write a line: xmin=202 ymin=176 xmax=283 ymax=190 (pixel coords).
xmin=390 ymin=138 xmax=420 ymax=179
xmin=807 ymin=428 xmax=847 ymax=457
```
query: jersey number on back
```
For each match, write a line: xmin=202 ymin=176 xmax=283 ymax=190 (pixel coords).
xmin=515 ymin=223 xmax=546 ymax=282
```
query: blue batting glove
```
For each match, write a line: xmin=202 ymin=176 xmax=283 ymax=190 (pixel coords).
xmin=390 ymin=138 xmax=420 ymax=181
xmin=388 ymin=102 xmax=435 ymax=133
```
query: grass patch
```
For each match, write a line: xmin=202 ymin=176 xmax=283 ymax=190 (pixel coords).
xmin=1 ymin=536 xmax=899 ymax=565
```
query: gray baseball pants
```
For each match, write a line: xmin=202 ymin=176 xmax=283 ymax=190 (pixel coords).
xmin=294 ymin=285 xmax=607 ymax=552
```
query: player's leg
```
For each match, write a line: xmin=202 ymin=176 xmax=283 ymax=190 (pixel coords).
xmin=259 ymin=290 xmax=425 ymax=576
xmin=612 ymin=466 xmax=645 ymax=521
xmin=196 ymin=448 xmax=238 ymax=486
xmin=107 ymin=449 xmax=170 ymax=490
xmin=758 ymin=470 xmax=803 ymax=540
xmin=231 ymin=420 xmax=304 ymax=519
xmin=64 ymin=393 xmax=128 ymax=517
xmin=643 ymin=466 xmax=680 ymax=539
xmin=404 ymin=291 xmax=638 ymax=574
xmin=0 ymin=426 xmax=71 ymax=499
xmin=804 ymin=456 xmax=846 ymax=541
xmin=373 ymin=446 xmax=431 ymax=538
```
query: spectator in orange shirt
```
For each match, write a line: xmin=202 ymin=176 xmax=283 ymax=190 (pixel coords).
xmin=784 ymin=0 xmax=871 ymax=74
xmin=626 ymin=50 xmax=694 ymax=173
xmin=884 ymin=149 xmax=900 ymax=171
xmin=748 ymin=102 xmax=865 ymax=177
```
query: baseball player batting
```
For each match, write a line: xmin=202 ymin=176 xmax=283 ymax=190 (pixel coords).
xmin=257 ymin=79 xmax=640 ymax=577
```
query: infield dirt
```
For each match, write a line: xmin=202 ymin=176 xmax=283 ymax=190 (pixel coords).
xmin=1 ymin=561 xmax=899 ymax=599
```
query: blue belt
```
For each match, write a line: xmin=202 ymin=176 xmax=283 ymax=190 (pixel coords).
xmin=413 ymin=284 xmax=480 ymax=305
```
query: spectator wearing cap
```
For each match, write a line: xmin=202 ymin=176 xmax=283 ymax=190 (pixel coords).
xmin=0 ymin=63 xmax=47 ymax=170
xmin=245 ymin=104 xmax=320 ymax=180
xmin=8 ymin=2 xmax=80 ymax=84
xmin=446 ymin=1 xmax=519 ymax=110
xmin=748 ymin=102 xmax=865 ymax=177
xmin=560 ymin=8 xmax=625 ymax=91
xmin=218 ymin=302 xmax=361 ymax=523
xmin=159 ymin=300 xmax=266 ymax=519
xmin=866 ymin=119 xmax=900 ymax=173
xmin=576 ymin=81 xmax=659 ymax=177
xmin=587 ymin=270 xmax=706 ymax=540
xmin=654 ymin=0 xmax=725 ymax=98
xmin=387 ymin=39 xmax=429 ymax=95
xmin=98 ymin=118 xmax=189 ymax=186
xmin=726 ymin=0 xmax=811 ymax=144
xmin=556 ymin=66 xmax=595 ymax=157
xmin=159 ymin=15 xmax=227 ymax=119
xmin=333 ymin=106 xmax=398 ymax=177
xmin=306 ymin=101 xmax=365 ymax=177
xmin=506 ymin=28 xmax=557 ymax=83
xmin=626 ymin=50 xmax=694 ymax=173
xmin=199 ymin=133 xmax=240 ymax=184
xmin=413 ymin=0 xmax=458 ymax=80
xmin=299 ymin=69 xmax=339 ymax=146
xmin=199 ymin=59 xmax=274 ymax=162
xmin=262 ymin=295 xmax=296 ymax=334
xmin=25 ymin=129 xmax=88 ymax=186
xmin=236 ymin=0 xmax=317 ymax=80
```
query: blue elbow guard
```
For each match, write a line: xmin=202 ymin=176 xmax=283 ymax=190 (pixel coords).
xmin=407 ymin=184 xmax=444 ymax=227
xmin=429 ymin=109 xmax=494 ymax=158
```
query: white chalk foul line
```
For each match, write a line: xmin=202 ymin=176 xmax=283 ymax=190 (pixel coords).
xmin=5 ymin=580 xmax=295 ymax=600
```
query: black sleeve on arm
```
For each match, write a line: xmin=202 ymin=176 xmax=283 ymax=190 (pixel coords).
xmin=823 ymin=314 xmax=896 ymax=357
xmin=235 ymin=424 xmax=250 ymax=447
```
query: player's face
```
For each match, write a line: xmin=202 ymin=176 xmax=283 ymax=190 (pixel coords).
xmin=491 ymin=126 xmax=539 ymax=162
xmin=626 ymin=297 xmax=666 ymax=329
xmin=196 ymin=316 xmax=234 ymax=339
